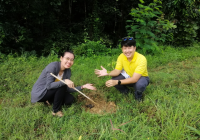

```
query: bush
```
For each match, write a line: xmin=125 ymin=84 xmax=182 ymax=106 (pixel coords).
xmin=71 ymin=40 xmax=111 ymax=57
xmin=126 ymin=0 xmax=176 ymax=54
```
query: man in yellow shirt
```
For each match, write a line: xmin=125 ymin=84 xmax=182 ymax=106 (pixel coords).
xmin=95 ymin=37 xmax=149 ymax=101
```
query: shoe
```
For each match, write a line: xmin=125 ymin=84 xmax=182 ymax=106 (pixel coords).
xmin=52 ymin=111 xmax=64 ymax=117
xmin=135 ymin=91 xmax=143 ymax=102
xmin=136 ymin=97 xmax=143 ymax=102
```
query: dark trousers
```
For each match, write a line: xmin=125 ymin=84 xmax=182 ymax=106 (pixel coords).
xmin=112 ymin=74 xmax=150 ymax=100
xmin=38 ymin=86 xmax=74 ymax=113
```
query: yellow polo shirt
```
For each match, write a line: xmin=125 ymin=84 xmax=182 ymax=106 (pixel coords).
xmin=115 ymin=52 xmax=148 ymax=77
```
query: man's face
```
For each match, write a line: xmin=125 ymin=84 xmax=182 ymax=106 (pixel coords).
xmin=122 ymin=45 xmax=136 ymax=59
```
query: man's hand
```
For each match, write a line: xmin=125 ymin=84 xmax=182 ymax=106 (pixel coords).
xmin=105 ymin=80 xmax=118 ymax=87
xmin=64 ymin=79 xmax=74 ymax=88
xmin=94 ymin=66 xmax=108 ymax=77
xmin=82 ymin=83 xmax=96 ymax=90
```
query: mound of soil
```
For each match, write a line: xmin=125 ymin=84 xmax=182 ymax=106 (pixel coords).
xmin=77 ymin=91 xmax=117 ymax=114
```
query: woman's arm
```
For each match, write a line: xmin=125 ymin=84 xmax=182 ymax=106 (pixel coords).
xmin=67 ymin=84 xmax=96 ymax=93
xmin=66 ymin=86 xmax=82 ymax=93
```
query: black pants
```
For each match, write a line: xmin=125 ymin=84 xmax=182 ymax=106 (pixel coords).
xmin=112 ymin=74 xmax=150 ymax=100
xmin=38 ymin=86 xmax=74 ymax=113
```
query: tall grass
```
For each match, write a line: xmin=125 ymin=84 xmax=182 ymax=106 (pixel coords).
xmin=0 ymin=44 xmax=200 ymax=139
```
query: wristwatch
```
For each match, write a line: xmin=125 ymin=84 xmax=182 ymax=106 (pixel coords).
xmin=118 ymin=80 xmax=121 ymax=85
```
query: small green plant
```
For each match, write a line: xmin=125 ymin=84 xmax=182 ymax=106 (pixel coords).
xmin=126 ymin=0 xmax=176 ymax=53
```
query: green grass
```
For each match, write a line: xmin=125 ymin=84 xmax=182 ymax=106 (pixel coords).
xmin=0 ymin=44 xmax=200 ymax=139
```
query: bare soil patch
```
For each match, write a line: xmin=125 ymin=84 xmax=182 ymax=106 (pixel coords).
xmin=77 ymin=91 xmax=117 ymax=114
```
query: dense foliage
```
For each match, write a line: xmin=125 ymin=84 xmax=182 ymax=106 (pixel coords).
xmin=162 ymin=0 xmax=200 ymax=46
xmin=0 ymin=0 xmax=199 ymax=55
xmin=126 ymin=0 xmax=177 ymax=53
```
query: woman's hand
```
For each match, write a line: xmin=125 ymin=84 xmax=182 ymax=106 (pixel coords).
xmin=82 ymin=84 xmax=96 ymax=90
xmin=64 ymin=79 xmax=74 ymax=88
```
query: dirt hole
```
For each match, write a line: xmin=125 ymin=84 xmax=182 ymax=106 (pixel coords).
xmin=77 ymin=91 xmax=117 ymax=114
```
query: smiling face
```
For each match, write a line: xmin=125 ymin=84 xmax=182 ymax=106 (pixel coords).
xmin=122 ymin=45 xmax=136 ymax=60
xmin=60 ymin=52 xmax=74 ymax=70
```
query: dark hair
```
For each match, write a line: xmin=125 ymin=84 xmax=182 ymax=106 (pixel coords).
xmin=61 ymin=50 xmax=75 ymax=59
xmin=121 ymin=37 xmax=136 ymax=48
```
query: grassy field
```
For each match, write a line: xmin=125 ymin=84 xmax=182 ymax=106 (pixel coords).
xmin=0 ymin=45 xmax=200 ymax=140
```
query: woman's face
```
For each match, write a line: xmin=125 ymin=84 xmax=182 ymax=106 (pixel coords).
xmin=60 ymin=52 xmax=74 ymax=69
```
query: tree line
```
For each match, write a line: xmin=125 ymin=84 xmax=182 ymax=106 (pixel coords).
xmin=0 ymin=0 xmax=199 ymax=55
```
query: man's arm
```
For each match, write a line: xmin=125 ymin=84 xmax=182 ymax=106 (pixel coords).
xmin=108 ymin=69 xmax=121 ymax=77
xmin=95 ymin=66 xmax=121 ymax=77
xmin=120 ymin=72 xmax=141 ymax=84
xmin=105 ymin=72 xmax=141 ymax=87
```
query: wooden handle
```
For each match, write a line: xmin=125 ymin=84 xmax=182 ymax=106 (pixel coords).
xmin=50 ymin=73 xmax=98 ymax=105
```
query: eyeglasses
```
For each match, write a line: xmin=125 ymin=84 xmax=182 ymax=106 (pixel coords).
xmin=63 ymin=57 xmax=74 ymax=62
xmin=122 ymin=37 xmax=134 ymax=41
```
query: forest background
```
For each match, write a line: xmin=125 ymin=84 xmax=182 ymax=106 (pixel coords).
xmin=0 ymin=0 xmax=200 ymax=56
